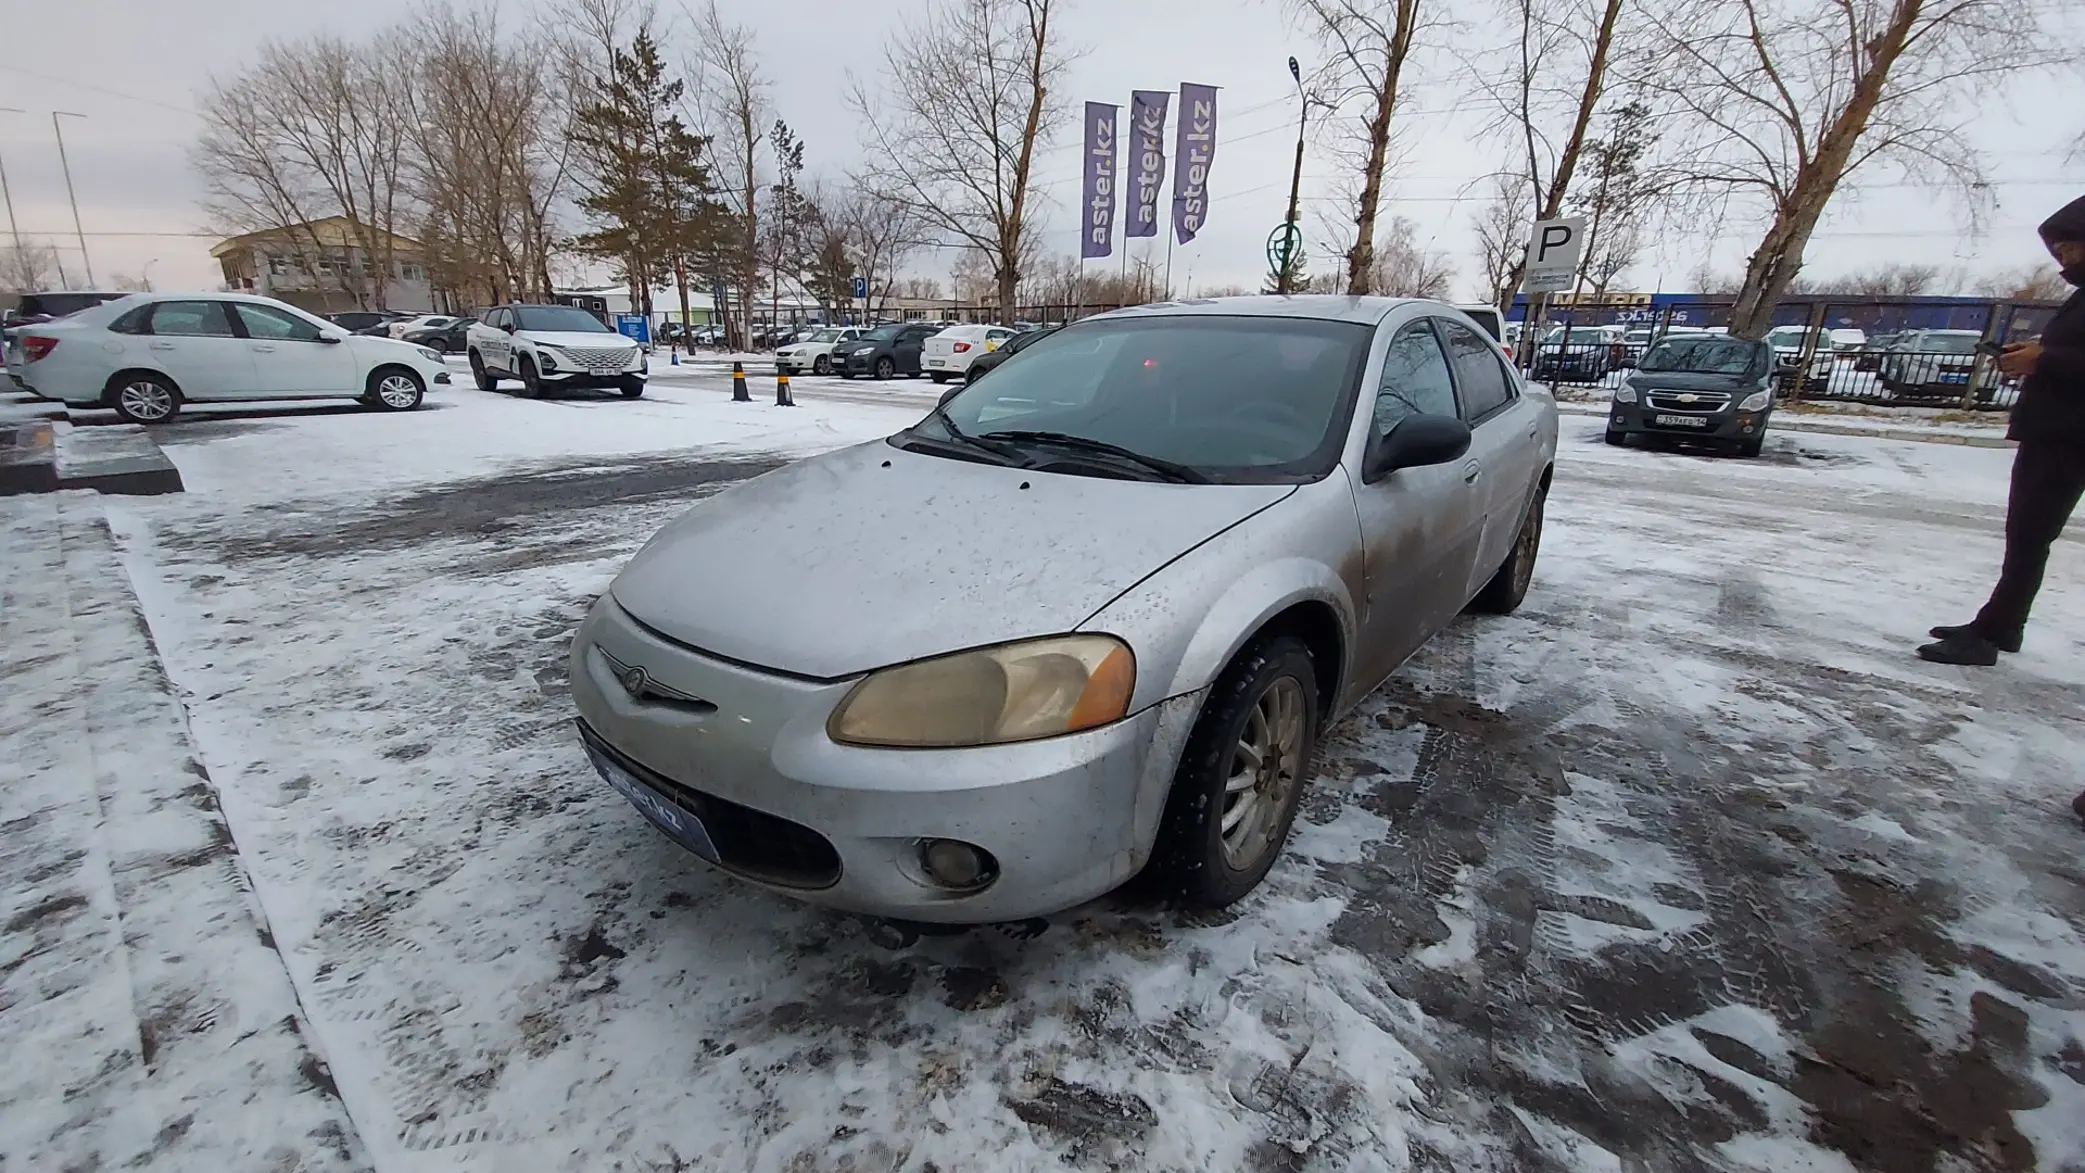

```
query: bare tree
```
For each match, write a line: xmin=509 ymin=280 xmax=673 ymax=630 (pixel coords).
xmin=1974 ymin=263 xmax=2067 ymax=301
xmin=1366 ymin=215 xmax=1456 ymax=297
xmin=1685 ymin=258 xmax=1741 ymax=294
xmin=689 ymin=0 xmax=768 ymax=349
xmin=0 ymin=244 xmax=61 ymax=293
xmin=1639 ymin=0 xmax=2057 ymax=337
xmin=1470 ymin=171 xmax=1534 ymax=307
xmin=851 ymin=0 xmax=1074 ymax=322
xmin=1291 ymin=0 xmax=1432 ymax=294
xmin=833 ymin=183 xmax=925 ymax=316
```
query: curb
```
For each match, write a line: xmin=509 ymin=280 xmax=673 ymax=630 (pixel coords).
xmin=1552 ymin=401 xmax=2014 ymax=449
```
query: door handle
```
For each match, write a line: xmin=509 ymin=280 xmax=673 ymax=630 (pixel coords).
xmin=148 ymin=342 xmax=176 ymax=351
xmin=1462 ymin=461 xmax=1482 ymax=484
xmin=251 ymin=344 xmax=277 ymax=353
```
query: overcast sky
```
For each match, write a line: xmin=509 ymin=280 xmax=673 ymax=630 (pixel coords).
xmin=3 ymin=0 xmax=2080 ymax=299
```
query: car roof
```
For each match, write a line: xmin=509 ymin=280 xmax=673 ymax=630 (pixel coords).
xmin=1092 ymin=294 xmax=1423 ymax=327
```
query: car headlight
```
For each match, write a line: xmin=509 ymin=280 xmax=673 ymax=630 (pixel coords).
xmin=828 ymin=634 xmax=1136 ymax=748
xmin=417 ymin=346 xmax=443 ymax=363
xmin=1614 ymin=377 xmax=1637 ymax=404
xmin=1738 ymin=389 xmax=1772 ymax=412
xmin=536 ymin=346 xmax=560 ymax=371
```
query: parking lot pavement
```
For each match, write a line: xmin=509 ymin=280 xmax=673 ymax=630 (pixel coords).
xmin=26 ymin=390 xmax=2085 ymax=1171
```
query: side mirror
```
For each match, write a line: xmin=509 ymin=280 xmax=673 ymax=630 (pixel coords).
xmin=317 ymin=333 xmax=344 ymax=344
xmin=937 ymin=386 xmax=961 ymax=407
xmin=502 ymin=323 xmax=517 ymax=334
xmin=1366 ymin=414 xmax=1471 ymax=480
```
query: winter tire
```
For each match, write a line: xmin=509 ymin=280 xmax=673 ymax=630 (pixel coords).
xmin=1471 ymin=487 xmax=1544 ymax=615
xmin=518 ymin=355 xmax=543 ymax=399
xmin=620 ymin=377 xmax=646 ymax=399
xmin=108 ymin=373 xmax=181 ymax=425
xmin=1149 ymin=634 xmax=1320 ymax=909
xmin=469 ymin=350 xmax=498 ymax=393
xmin=874 ymin=356 xmax=895 ymax=380
xmin=813 ymin=354 xmax=831 ymax=375
xmin=1604 ymin=429 xmax=1626 ymax=446
xmin=366 ymin=366 xmax=424 ymax=411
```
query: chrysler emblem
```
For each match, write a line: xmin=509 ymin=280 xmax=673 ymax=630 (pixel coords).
xmin=618 ymin=665 xmax=651 ymax=698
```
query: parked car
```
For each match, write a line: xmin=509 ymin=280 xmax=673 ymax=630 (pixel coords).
xmin=467 ymin=304 xmax=648 ymax=399
xmin=1605 ymin=334 xmax=1777 ymax=457
xmin=1854 ymin=331 xmax=1900 ymax=372
xmin=830 ymin=322 xmax=944 ymax=379
xmin=1530 ymin=325 xmax=1622 ymax=383
xmin=403 ymin=317 xmax=475 ymax=353
xmin=5 ymin=291 xmax=130 ymax=387
xmin=1451 ymin=304 xmax=1508 ymax=353
xmin=1828 ymin=327 xmax=1867 ymax=355
xmin=9 ymin=293 xmax=449 ymax=424
xmin=1878 ymin=329 xmax=1992 ymax=400
xmin=387 ymin=313 xmax=460 ymax=339
xmin=962 ymin=324 xmax=1061 ymax=382
xmin=1762 ymin=325 xmax=1836 ymax=390
xmin=324 ymin=310 xmax=413 ymax=336
xmin=567 ymin=296 xmax=1559 ymax=922
xmin=920 ymin=324 xmax=1018 ymax=382
xmin=1619 ymin=326 xmax=1657 ymax=368
xmin=775 ymin=326 xmax=865 ymax=375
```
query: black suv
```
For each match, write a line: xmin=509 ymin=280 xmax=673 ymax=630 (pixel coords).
xmin=831 ymin=322 xmax=943 ymax=379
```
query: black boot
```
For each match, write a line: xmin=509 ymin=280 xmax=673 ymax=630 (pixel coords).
xmin=1918 ymin=633 xmax=2001 ymax=666
xmin=1928 ymin=623 xmax=2021 ymax=654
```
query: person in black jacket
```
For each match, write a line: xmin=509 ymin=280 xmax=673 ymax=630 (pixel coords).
xmin=1921 ymin=195 xmax=2085 ymax=679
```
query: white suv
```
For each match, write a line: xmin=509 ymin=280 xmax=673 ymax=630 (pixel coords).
xmin=468 ymin=304 xmax=647 ymax=399
xmin=774 ymin=326 xmax=864 ymax=376
xmin=920 ymin=324 xmax=1017 ymax=382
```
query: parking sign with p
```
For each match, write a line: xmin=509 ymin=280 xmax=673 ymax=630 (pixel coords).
xmin=1521 ymin=216 xmax=1587 ymax=294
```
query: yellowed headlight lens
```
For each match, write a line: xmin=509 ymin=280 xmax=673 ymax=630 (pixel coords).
xmin=828 ymin=635 xmax=1137 ymax=748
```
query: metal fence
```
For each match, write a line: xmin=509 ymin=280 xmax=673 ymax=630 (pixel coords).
xmin=1515 ymin=296 xmax=2065 ymax=412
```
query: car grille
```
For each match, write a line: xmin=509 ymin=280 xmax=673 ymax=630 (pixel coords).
xmin=561 ymin=346 xmax=635 ymax=374
xmin=578 ymin=721 xmax=842 ymax=889
xmin=1645 ymin=390 xmax=1732 ymax=412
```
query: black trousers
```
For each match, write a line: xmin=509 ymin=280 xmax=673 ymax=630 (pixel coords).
xmin=1973 ymin=441 xmax=2085 ymax=643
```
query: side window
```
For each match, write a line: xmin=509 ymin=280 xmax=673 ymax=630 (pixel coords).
xmin=486 ymin=309 xmax=509 ymax=330
xmin=1375 ymin=322 xmax=1459 ymax=437
xmin=1440 ymin=319 xmax=1512 ymax=421
xmin=108 ymin=306 xmax=154 ymax=335
xmin=147 ymin=301 xmax=235 ymax=338
xmin=233 ymin=303 xmax=323 ymax=342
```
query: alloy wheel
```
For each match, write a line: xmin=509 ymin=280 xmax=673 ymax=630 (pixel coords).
xmin=119 ymin=380 xmax=174 ymax=421
xmin=1219 ymin=675 xmax=1307 ymax=869
xmin=377 ymin=374 xmax=421 ymax=408
xmin=1512 ymin=495 xmax=1543 ymax=596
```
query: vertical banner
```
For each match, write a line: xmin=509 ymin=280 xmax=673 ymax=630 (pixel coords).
xmin=1080 ymin=102 xmax=1119 ymax=260
xmin=1127 ymin=90 xmax=1170 ymax=240
xmin=1171 ymin=83 xmax=1218 ymax=245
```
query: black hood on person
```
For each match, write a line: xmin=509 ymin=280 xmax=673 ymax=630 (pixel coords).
xmin=2038 ymin=194 xmax=2085 ymax=285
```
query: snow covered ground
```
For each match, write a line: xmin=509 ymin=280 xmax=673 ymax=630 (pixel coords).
xmin=8 ymin=371 xmax=2085 ymax=1172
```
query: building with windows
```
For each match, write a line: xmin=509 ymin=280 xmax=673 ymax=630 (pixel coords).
xmin=210 ymin=217 xmax=434 ymax=314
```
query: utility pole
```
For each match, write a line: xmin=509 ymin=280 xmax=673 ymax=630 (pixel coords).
xmin=52 ymin=111 xmax=94 ymax=288
xmin=1271 ymin=59 xmax=1331 ymax=295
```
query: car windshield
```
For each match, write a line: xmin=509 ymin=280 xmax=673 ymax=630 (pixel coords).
xmin=1917 ymin=333 xmax=1979 ymax=354
xmin=514 ymin=306 xmax=613 ymax=333
xmin=1638 ymin=337 xmax=1764 ymax=376
xmin=918 ymin=315 xmax=1369 ymax=484
xmin=861 ymin=325 xmax=901 ymax=342
xmin=1766 ymin=329 xmax=1822 ymax=349
xmin=1541 ymin=327 xmax=1606 ymax=343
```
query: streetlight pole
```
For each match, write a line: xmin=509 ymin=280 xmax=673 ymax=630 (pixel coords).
xmin=0 ymin=107 xmax=23 ymax=256
xmin=1277 ymin=58 xmax=1307 ymax=295
xmin=52 ymin=111 xmax=94 ymax=288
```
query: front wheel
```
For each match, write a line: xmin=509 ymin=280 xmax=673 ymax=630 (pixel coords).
xmin=620 ymin=377 xmax=645 ymax=399
xmin=812 ymin=354 xmax=832 ymax=375
xmin=366 ymin=367 xmax=425 ymax=411
xmin=1738 ymin=433 xmax=1765 ymax=458
xmin=109 ymin=373 xmax=182 ymax=425
xmin=469 ymin=350 xmax=498 ymax=393
xmin=517 ymin=356 xmax=542 ymax=399
xmin=1470 ymin=487 xmax=1545 ymax=615
xmin=1604 ymin=428 xmax=1627 ymax=447
xmin=1149 ymin=635 xmax=1320 ymax=909
xmin=874 ymin=356 xmax=895 ymax=380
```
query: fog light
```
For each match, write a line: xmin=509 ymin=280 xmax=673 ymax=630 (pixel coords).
xmin=919 ymin=839 xmax=997 ymax=891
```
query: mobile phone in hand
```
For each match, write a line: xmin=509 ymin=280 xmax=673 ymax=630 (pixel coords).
xmin=1977 ymin=339 xmax=2005 ymax=356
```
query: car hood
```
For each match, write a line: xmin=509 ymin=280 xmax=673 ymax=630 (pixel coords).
xmin=608 ymin=440 xmax=1295 ymax=679
xmin=1625 ymin=370 xmax=1759 ymax=391
xmin=521 ymin=331 xmax=638 ymax=349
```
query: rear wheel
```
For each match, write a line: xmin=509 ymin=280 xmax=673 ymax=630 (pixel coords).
xmin=1149 ymin=635 xmax=1320 ymax=908
xmin=108 ymin=373 xmax=182 ymax=425
xmin=469 ymin=350 xmax=498 ymax=393
xmin=930 ymin=372 xmax=950 ymax=384
xmin=365 ymin=366 xmax=424 ymax=411
xmin=1471 ymin=487 xmax=1545 ymax=615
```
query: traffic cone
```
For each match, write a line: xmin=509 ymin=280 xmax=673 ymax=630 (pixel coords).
xmin=731 ymin=361 xmax=750 ymax=402
xmin=775 ymin=370 xmax=795 ymax=407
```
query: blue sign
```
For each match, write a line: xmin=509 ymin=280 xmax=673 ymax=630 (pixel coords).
xmin=614 ymin=313 xmax=651 ymax=345
xmin=851 ymin=276 xmax=868 ymax=299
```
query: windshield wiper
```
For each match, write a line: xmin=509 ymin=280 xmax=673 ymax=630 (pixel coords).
xmin=902 ymin=407 xmax=1023 ymax=463
xmin=980 ymin=430 xmax=1210 ymax=484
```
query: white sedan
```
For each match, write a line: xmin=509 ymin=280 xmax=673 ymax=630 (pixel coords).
xmin=9 ymin=293 xmax=451 ymax=424
xmin=387 ymin=313 xmax=460 ymax=339
xmin=774 ymin=326 xmax=864 ymax=375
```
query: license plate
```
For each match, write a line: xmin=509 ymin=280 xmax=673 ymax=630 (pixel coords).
xmin=1654 ymin=413 xmax=1710 ymax=427
xmin=925 ymin=358 xmax=946 ymax=367
xmin=586 ymin=743 xmax=721 ymax=863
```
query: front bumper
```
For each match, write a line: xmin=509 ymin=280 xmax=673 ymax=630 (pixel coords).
xmin=832 ymin=350 xmax=881 ymax=376
xmin=567 ymin=595 xmax=1198 ymax=922
xmin=537 ymin=366 xmax=646 ymax=389
xmin=1608 ymin=399 xmax=1770 ymax=443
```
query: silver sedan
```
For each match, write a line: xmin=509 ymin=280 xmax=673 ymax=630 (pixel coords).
xmin=570 ymin=296 xmax=1558 ymax=923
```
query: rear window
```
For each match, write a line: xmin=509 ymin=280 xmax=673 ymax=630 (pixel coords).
xmin=19 ymin=292 xmax=122 ymax=318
